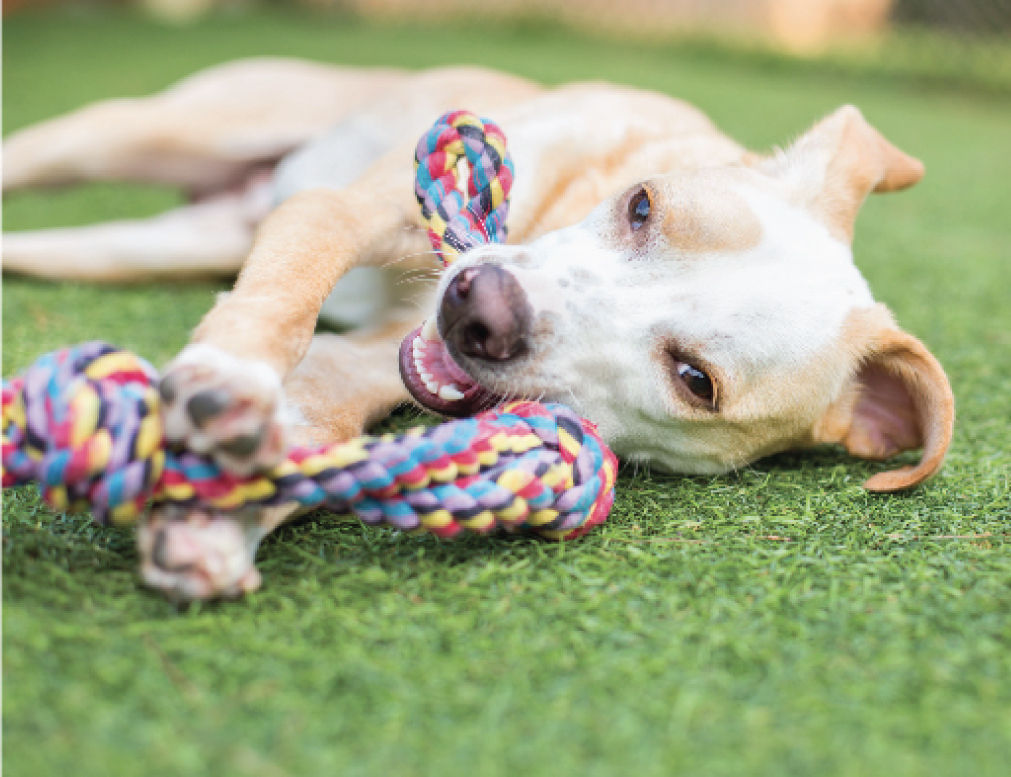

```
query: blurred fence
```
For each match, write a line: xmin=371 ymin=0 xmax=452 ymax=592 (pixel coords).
xmin=894 ymin=0 xmax=1011 ymax=32
xmin=332 ymin=0 xmax=1011 ymax=91
xmin=7 ymin=0 xmax=1011 ymax=91
xmin=883 ymin=0 xmax=1011 ymax=92
xmin=335 ymin=0 xmax=895 ymax=53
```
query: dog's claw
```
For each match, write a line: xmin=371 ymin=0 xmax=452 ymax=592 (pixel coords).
xmin=218 ymin=430 xmax=265 ymax=458
xmin=158 ymin=374 xmax=178 ymax=403
xmin=186 ymin=388 xmax=230 ymax=427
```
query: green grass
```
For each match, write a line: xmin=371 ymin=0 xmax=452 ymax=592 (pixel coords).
xmin=3 ymin=7 xmax=1010 ymax=777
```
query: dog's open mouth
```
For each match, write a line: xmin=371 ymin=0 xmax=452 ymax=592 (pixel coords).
xmin=399 ymin=318 xmax=503 ymax=417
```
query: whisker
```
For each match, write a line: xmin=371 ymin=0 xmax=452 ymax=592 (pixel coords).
xmin=380 ymin=249 xmax=444 ymax=269
xmin=392 ymin=273 xmax=441 ymax=288
xmin=396 ymin=268 xmax=443 ymax=281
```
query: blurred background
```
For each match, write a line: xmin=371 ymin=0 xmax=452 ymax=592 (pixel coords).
xmin=4 ymin=0 xmax=1010 ymax=93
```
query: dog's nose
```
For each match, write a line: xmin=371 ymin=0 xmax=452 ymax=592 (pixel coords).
xmin=440 ymin=264 xmax=531 ymax=361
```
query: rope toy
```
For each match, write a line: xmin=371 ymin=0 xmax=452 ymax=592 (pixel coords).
xmin=1 ymin=112 xmax=618 ymax=541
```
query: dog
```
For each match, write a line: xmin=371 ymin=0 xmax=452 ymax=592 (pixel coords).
xmin=3 ymin=58 xmax=954 ymax=600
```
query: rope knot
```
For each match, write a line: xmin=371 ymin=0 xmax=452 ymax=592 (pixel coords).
xmin=2 ymin=341 xmax=164 ymax=524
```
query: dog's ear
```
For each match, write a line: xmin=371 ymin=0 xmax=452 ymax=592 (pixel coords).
xmin=813 ymin=310 xmax=954 ymax=491
xmin=765 ymin=105 xmax=925 ymax=240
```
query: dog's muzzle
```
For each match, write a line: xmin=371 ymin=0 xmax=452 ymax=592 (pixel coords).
xmin=399 ymin=264 xmax=532 ymax=417
xmin=438 ymin=264 xmax=531 ymax=363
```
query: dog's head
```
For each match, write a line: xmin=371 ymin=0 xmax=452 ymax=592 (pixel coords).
xmin=401 ymin=106 xmax=954 ymax=490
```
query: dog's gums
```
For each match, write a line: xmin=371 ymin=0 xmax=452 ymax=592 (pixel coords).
xmin=399 ymin=318 xmax=502 ymax=417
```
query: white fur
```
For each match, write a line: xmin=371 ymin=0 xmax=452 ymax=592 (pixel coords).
xmin=438 ymin=173 xmax=873 ymax=473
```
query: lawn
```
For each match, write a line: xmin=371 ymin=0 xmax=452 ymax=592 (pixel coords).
xmin=3 ymin=7 xmax=1010 ymax=777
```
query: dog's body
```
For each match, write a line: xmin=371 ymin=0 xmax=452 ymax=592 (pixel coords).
xmin=3 ymin=58 xmax=954 ymax=600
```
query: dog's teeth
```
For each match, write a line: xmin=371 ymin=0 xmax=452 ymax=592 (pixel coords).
xmin=419 ymin=369 xmax=434 ymax=383
xmin=412 ymin=338 xmax=424 ymax=358
xmin=422 ymin=377 xmax=439 ymax=394
xmin=438 ymin=384 xmax=464 ymax=402
xmin=422 ymin=317 xmax=438 ymax=341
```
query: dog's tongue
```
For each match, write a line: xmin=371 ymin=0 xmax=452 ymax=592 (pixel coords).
xmin=398 ymin=319 xmax=501 ymax=417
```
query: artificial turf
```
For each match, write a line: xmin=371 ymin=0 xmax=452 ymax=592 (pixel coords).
xmin=3 ymin=8 xmax=1010 ymax=776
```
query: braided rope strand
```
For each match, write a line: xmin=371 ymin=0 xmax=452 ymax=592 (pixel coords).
xmin=2 ymin=343 xmax=616 ymax=539
xmin=414 ymin=110 xmax=513 ymax=264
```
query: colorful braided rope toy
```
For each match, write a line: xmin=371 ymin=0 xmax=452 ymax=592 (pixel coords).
xmin=1 ymin=111 xmax=618 ymax=541
xmin=414 ymin=110 xmax=513 ymax=263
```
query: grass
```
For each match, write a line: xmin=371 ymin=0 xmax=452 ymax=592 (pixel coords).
xmin=3 ymin=7 xmax=1010 ymax=776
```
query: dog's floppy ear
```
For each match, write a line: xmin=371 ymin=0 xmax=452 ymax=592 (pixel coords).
xmin=814 ymin=309 xmax=954 ymax=491
xmin=766 ymin=105 xmax=925 ymax=240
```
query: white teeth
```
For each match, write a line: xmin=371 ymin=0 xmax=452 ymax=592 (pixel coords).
xmin=438 ymin=384 xmax=464 ymax=401
xmin=411 ymin=319 xmax=463 ymax=402
xmin=412 ymin=337 xmax=426 ymax=378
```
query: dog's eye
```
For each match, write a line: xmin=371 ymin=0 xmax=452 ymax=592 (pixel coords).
xmin=628 ymin=187 xmax=651 ymax=231
xmin=674 ymin=361 xmax=716 ymax=407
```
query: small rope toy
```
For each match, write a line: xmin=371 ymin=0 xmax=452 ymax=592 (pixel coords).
xmin=1 ymin=111 xmax=618 ymax=541
xmin=415 ymin=109 xmax=513 ymax=263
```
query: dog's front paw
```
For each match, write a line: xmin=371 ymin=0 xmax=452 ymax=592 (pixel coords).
xmin=139 ymin=505 xmax=267 ymax=602
xmin=159 ymin=344 xmax=287 ymax=476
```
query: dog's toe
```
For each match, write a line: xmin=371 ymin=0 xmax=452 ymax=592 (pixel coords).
xmin=139 ymin=505 xmax=267 ymax=602
xmin=160 ymin=343 xmax=287 ymax=476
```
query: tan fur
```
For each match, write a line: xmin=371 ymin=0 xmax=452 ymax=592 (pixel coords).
xmin=284 ymin=320 xmax=416 ymax=445
xmin=812 ymin=308 xmax=954 ymax=490
xmin=507 ymin=86 xmax=749 ymax=238
xmin=657 ymin=178 xmax=763 ymax=255
xmin=672 ymin=301 xmax=953 ymax=490
xmin=768 ymin=105 xmax=925 ymax=241
xmin=2 ymin=59 xmax=409 ymax=193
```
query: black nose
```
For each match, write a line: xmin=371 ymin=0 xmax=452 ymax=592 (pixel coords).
xmin=439 ymin=264 xmax=531 ymax=361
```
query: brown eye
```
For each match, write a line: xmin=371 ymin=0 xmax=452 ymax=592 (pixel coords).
xmin=628 ymin=187 xmax=651 ymax=231
xmin=675 ymin=361 xmax=716 ymax=406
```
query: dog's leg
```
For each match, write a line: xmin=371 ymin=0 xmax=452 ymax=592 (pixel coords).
xmin=159 ymin=155 xmax=427 ymax=475
xmin=283 ymin=321 xmax=417 ymax=444
xmin=139 ymin=322 xmax=419 ymax=602
xmin=2 ymin=188 xmax=268 ymax=280
xmin=3 ymin=58 xmax=406 ymax=194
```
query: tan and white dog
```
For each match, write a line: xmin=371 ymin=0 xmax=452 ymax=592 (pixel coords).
xmin=3 ymin=59 xmax=954 ymax=600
